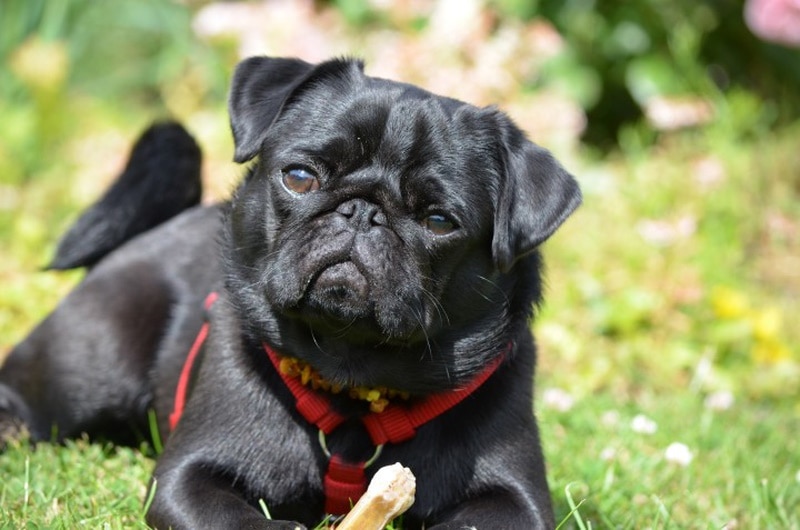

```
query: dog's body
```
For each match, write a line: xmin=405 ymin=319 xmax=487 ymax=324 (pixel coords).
xmin=0 ymin=57 xmax=580 ymax=529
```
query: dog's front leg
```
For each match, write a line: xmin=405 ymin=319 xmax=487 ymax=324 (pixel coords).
xmin=428 ymin=489 xmax=555 ymax=530
xmin=145 ymin=462 xmax=306 ymax=530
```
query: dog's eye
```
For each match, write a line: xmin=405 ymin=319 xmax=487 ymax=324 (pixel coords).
xmin=282 ymin=167 xmax=320 ymax=194
xmin=423 ymin=213 xmax=457 ymax=235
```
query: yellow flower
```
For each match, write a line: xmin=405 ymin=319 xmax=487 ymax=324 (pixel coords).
xmin=752 ymin=339 xmax=791 ymax=364
xmin=300 ymin=364 xmax=313 ymax=386
xmin=279 ymin=357 xmax=301 ymax=377
xmin=751 ymin=307 xmax=782 ymax=342
xmin=369 ymin=399 xmax=390 ymax=414
xmin=350 ymin=387 xmax=364 ymax=400
xmin=710 ymin=287 xmax=749 ymax=319
xmin=280 ymin=356 xmax=407 ymax=412
xmin=9 ymin=37 xmax=69 ymax=94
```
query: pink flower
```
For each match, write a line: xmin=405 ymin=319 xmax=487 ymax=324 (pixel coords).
xmin=745 ymin=0 xmax=800 ymax=47
xmin=636 ymin=215 xmax=697 ymax=247
xmin=541 ymin=388 xmax=575 ymax=412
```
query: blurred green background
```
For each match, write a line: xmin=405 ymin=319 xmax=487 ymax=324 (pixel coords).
xmin=1 ymin=0 xmax=798 ymax=528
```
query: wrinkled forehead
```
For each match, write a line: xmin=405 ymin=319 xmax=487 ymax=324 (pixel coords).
xmin=274 ymin=78 xmax=499 ymax=174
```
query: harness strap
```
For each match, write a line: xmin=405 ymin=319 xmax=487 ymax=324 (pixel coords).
xmin=263 ymin=341 xmax=507 ymax=515
xmin=169 ymin=292 xmax=219 ymax=431
xmin=264 ymin=346 xmax=347 ymax=434
xmin=324 ymin=455 xmax=368 ymax=515
xmin=361 ymin=353 xmax=505 ymax=445
xmin=264 ymin=343 xmax=506 ymax=445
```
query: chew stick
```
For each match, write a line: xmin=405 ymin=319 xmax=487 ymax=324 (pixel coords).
xmin=335 ymin=463 xmax=416 ymax=530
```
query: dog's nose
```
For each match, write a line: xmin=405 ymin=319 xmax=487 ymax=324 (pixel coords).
xmin=336 ymin=198 xmax=387 ymax=229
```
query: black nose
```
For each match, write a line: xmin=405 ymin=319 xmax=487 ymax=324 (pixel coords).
xmin=336 ymin=198 xmax=387 ymax=229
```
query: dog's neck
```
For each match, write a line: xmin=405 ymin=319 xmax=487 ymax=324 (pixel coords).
xmin=274 ymin=354 xmax=410 ymax=413
xmin=263 ymin=341 xmax=508 ymax=436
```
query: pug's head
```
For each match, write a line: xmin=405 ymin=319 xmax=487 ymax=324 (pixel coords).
xmin=224 ymin=57 xmax=580 ymax=392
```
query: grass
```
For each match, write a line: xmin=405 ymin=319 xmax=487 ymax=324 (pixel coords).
xmin=543 ymin=393 xmax=799 ymax=528
xmin=1 ymin=1 xmax=799 ymax=528
xmin=2 ymin=395 xmax=796 ymax=528
xmin=0 ymin=438 xmax=153 ymax=529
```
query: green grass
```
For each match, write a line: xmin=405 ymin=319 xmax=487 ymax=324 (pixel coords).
xmin=543 ymin=394 xmax=799 ymax=529
xmin=0 ymin=438 xmax=153 ymax=529
xmin=2 ymin=396 xmax=796 ymax=528
xmin=1 ymin=0 xmax=799 ymax=528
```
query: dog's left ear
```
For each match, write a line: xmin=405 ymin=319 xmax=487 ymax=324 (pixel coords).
xmin=492 ymin=119 xmax=582 ymax=273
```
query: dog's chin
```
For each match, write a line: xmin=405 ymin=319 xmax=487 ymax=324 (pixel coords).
xmin=306 ymin=262 xmax=371 ymax=322
xmin=297 ymin=262 xmax=424 ymax=343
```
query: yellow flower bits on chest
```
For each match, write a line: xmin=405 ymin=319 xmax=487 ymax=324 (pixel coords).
xmin=277 ymin=356 xmax=409 ymax=413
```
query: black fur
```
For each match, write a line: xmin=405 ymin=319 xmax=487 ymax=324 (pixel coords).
xmin=0 ymin=56 xmax=581 ymax=529
xmin=47 ymin=122 xmax=202 ymax=270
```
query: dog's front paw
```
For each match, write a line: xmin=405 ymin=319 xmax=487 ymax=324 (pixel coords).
xmin=0 ymin=385 xmax=32 ymax=447
xmin=264 ymin=523 xmax=306 ymax=530
xmin=0 ymin=412 xmax=29 ymax=446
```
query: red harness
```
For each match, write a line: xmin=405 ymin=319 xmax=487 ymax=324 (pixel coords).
xmin=170 ymin=293 xmax=506 ymax=515
xmin=169 ymin=291 xmax=218 ymax=431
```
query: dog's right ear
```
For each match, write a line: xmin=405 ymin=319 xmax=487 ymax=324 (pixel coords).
xmin=490 ymin=113 xmax=582 ymax=273
xmin=228 ymin=57 xmax=315 ymax=163
xmin=229 ymin=56 xmax=367 ymax=163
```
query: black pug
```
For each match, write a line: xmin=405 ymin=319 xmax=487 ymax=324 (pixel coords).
xmin=0 ymin=56 xmax=581 ymax=529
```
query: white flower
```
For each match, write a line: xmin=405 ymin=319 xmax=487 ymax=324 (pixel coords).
xmin=704 ymin=391 xmax=735 ymax=411
xmin=541 ymin=388 xmax=575 ymax=412
xmin=644 ymin=95 xmax=713 ymax=131
xmin=601 ymin=410 xmax=620 ymax=427
xmin=637 ymin=215 xmax=697 ymax=246
xmin=631 ymin=414 xmax=658 ymax=434
xmin=665 ymin=442 xmax=694 ymax=466
xmin=600 ymin=447 xmax=616 ymax=461
xmin=692 ymin=156 xmax=726 ymax=188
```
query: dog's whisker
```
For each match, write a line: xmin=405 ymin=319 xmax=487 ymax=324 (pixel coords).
xmin=392 ymin=294 xmax=434 ymax=362
xmin=421 ymin=288 xmax=450 ymax=327
xmin=332 ymin=316 xmax=359 ymax=339
xmin=308 ymin=325 xmax=328 ymax=357
xmin=475 ymin=275 xmax=510 ymax=307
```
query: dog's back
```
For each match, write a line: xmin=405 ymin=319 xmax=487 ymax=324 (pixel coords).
xmin=0 ymin=122 xmax=217 ymax=444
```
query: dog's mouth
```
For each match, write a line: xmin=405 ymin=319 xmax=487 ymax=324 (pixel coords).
xmin=300 ymin=260 xmax=426 ymax=343
xmin=304 ymin=261 xmax=372 ymax=323
xmin=279 ymin=253 xmax=430 ymax=344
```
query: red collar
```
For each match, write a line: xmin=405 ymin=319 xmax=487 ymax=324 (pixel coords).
xmin=263 ymin=343 xmax=505 ymax=445
xmin=263 ymin=343 xmax=506 ymax=515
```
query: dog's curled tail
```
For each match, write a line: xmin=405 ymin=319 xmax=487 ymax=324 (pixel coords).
xmin=47 ymin=122 xmax=203 ymax=270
